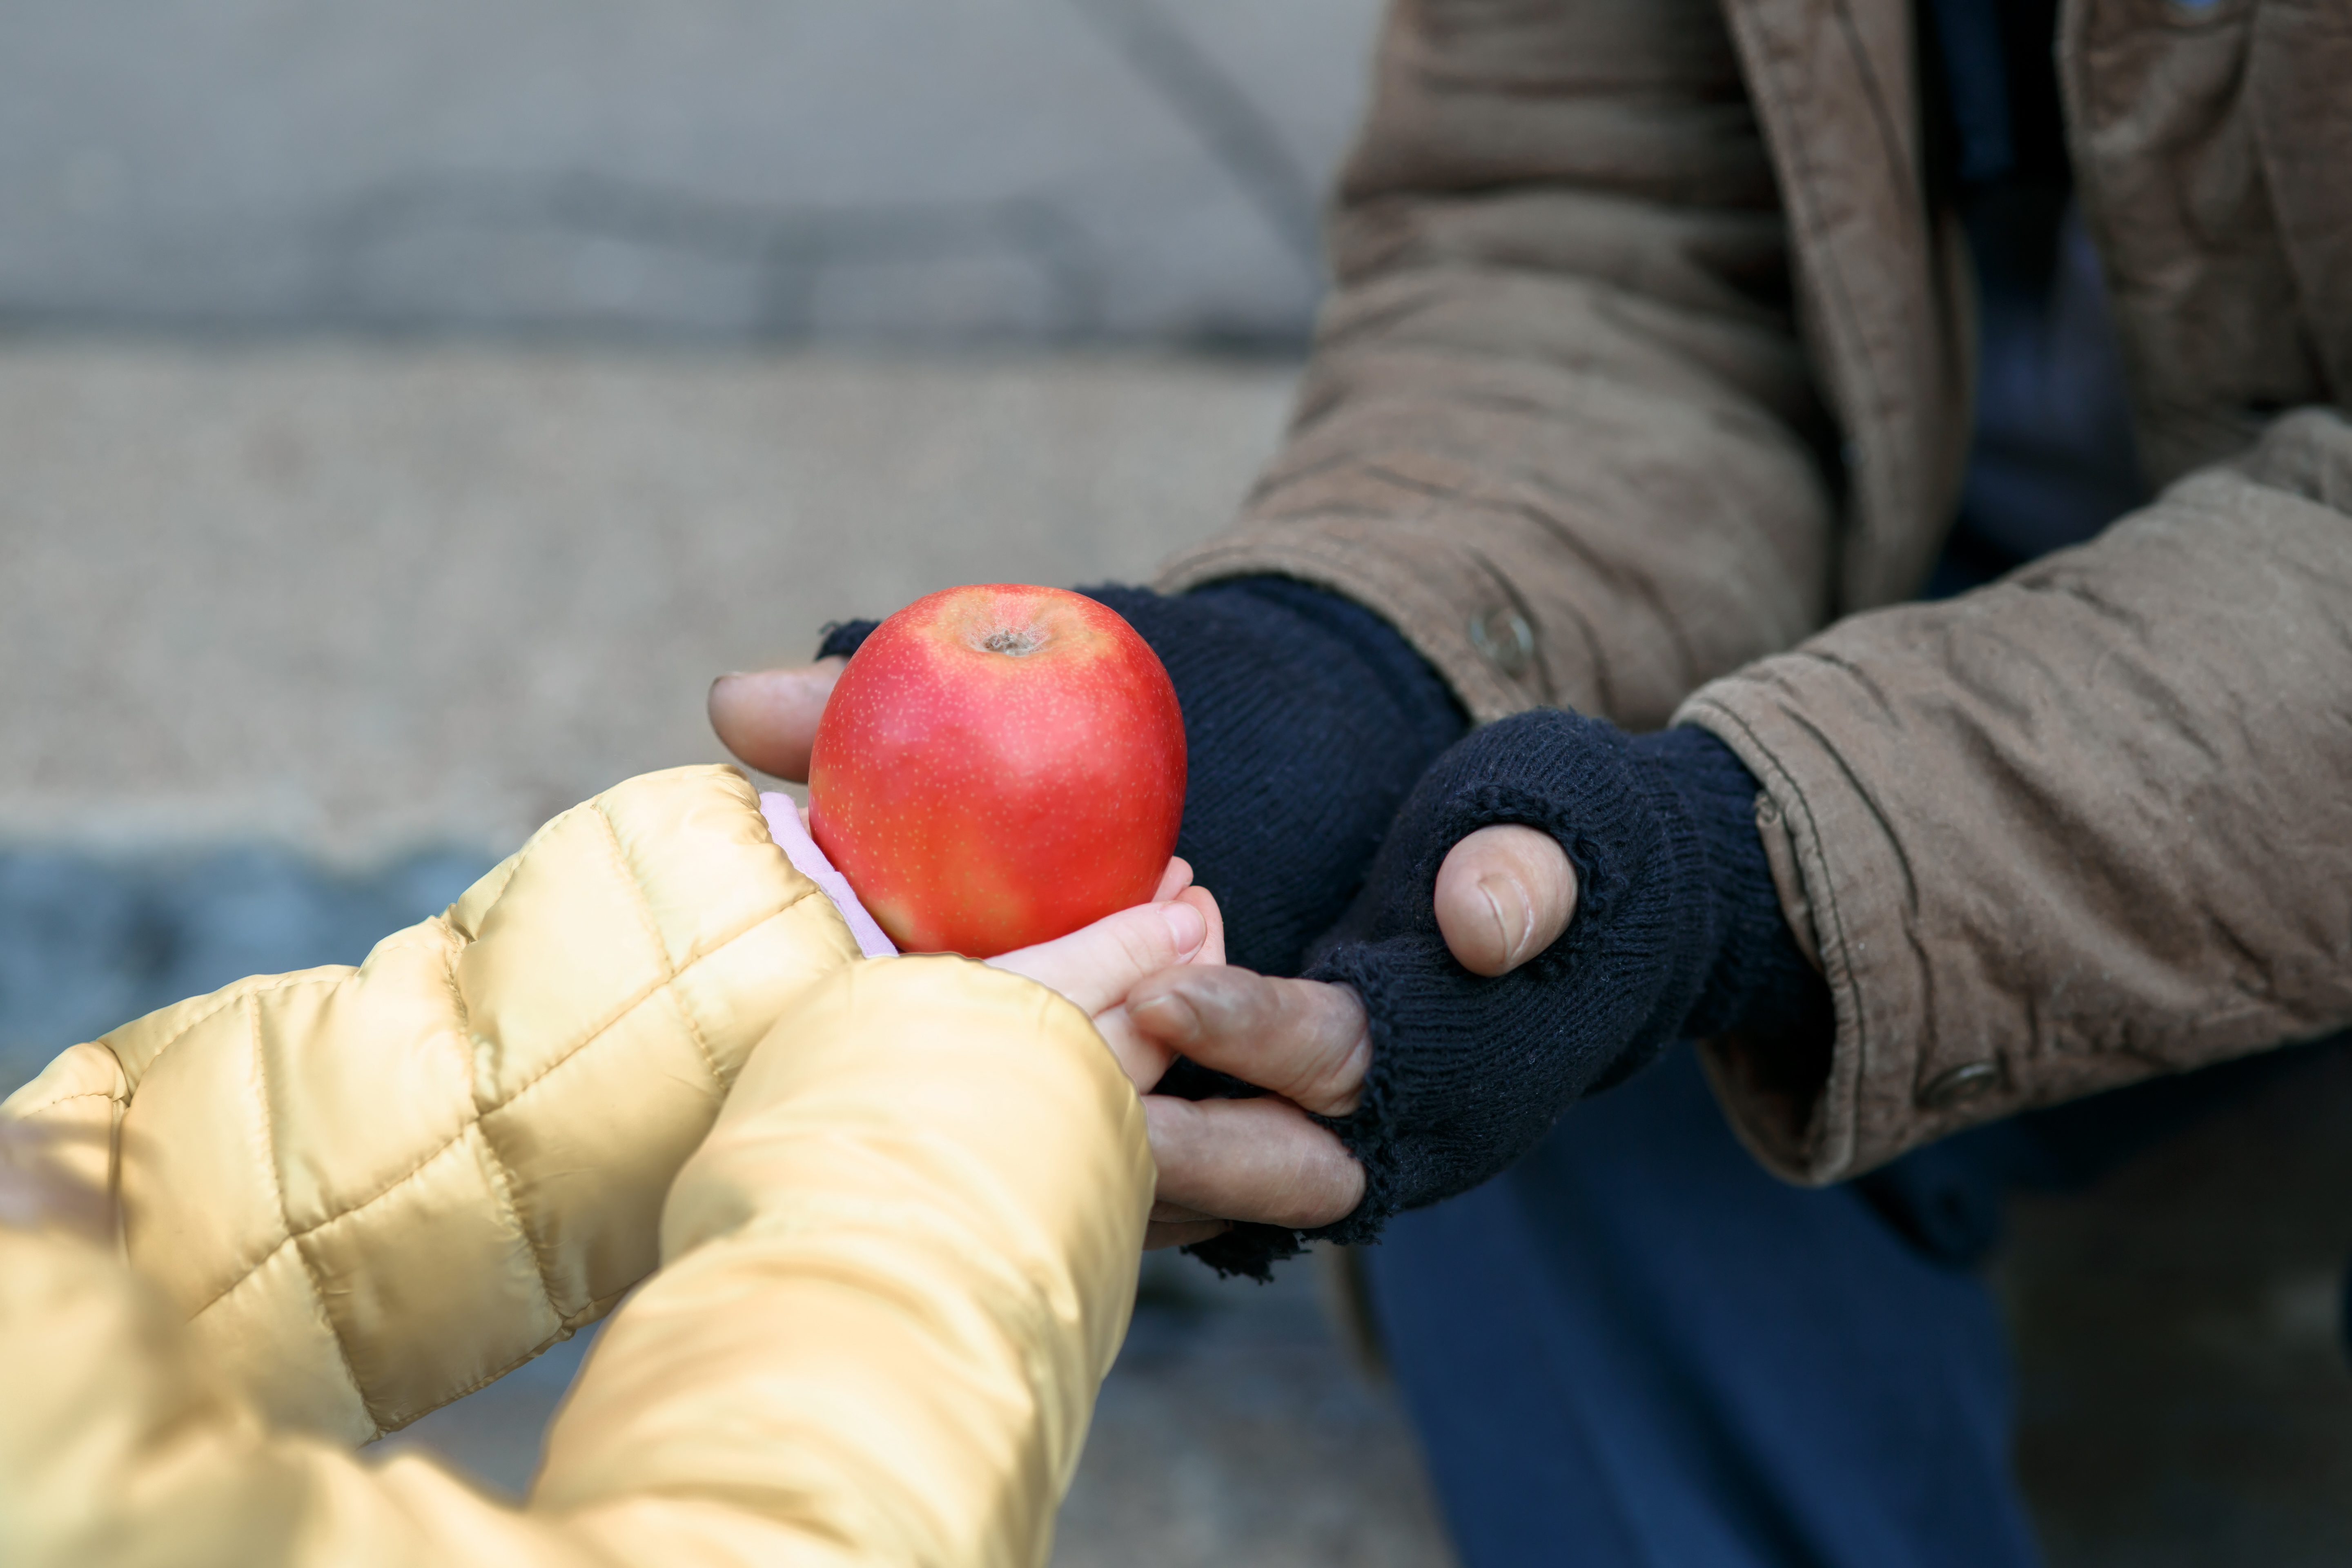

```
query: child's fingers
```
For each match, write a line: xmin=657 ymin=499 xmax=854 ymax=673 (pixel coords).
xmin=1147 ymin=862 xmax=1224 ymax=966
xmin=1082 ymin=1005 xmax=1176 ymax=1095
xmin=988 ymin=899 xmax=1209 ymax=1019
xmin=987 ymin=883 xmax=1222 ymax=1091
xmin=1152 ymin=856 xmax=1195 ymax=903
xmin=1179 ymin=884 xmax=1225 ymax=968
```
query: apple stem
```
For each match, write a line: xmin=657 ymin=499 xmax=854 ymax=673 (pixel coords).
xmin=982 ymin=629 xmax=1042 ymax=657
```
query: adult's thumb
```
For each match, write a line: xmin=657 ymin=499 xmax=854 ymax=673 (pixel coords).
xmin=708 ymin=659 xmax=844 ymax=782
xmin=1434 ymin=823 xmax=1578 ymax=976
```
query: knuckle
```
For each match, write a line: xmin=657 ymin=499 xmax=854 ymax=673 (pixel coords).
xmin=1112 ymin=921 xmax=1163 ymax=974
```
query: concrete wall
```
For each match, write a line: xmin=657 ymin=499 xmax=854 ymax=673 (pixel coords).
xmin=0 ymin=0 xmax=1381 ymax=343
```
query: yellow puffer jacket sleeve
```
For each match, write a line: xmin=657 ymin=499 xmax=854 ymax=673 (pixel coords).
xmin=0 ymin=957 xmax=1155 ymax=1568
xmin=0 ymin=764 xmax=864 ymax=1441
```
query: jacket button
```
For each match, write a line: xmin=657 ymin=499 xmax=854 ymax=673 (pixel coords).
xmin=1918 ymin=1061 xmax=2000 ymax=1109
xmin=1468 ymin=605 xmax=1536 ymax=678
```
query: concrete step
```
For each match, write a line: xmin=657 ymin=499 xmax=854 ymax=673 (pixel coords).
xmin=0 ymin=341 xmax=1293 ymax=858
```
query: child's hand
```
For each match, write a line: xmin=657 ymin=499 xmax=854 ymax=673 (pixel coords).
xmin=987 ymin=858 xmax=1224 ymax=1092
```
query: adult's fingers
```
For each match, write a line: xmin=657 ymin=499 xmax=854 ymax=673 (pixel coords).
xmin=1142 ymin=1199 xmax=1236 ymax=1249
xmin=1127 ymin=966 xmax=1369 ymax=1116
xmin=1145 ymin=1218 xmax=1231 ymax=1250
xmin=1151 ymin=856 xmax=1194 ymax=904
xmin=1142 ymin=1094 xmax=1365 ymax=1230
xmin=1434 ymin=822 xmax=1578 ymax=977
xmin=708 ymin=659 xmax=845 ymax=782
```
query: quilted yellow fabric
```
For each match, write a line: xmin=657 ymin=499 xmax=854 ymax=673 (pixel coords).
xmin=0 ymin=765 xmax=1154 ymax=1566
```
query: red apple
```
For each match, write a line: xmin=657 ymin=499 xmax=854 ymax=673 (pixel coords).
xmin=806 ymin=584 xmax=1187 ymax=957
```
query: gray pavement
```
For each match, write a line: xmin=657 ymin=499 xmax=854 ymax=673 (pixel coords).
xmin=376 ymin=1255 xmax=1457 ymax=1568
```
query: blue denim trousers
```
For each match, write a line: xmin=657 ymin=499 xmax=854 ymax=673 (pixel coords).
xmin=1364 ymin=1042 xmax=2037 ymax=1567
xmin=1361 ymin=1035 xmax=2334 ymax=1568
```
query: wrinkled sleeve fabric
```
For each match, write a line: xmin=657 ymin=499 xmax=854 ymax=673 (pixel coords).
xmin=1155 ymin=0 xmax=1838 ymax=726
xmin=1683 ymin=408 xmax=2352 ymax=1183
xmin=0 ymin=957 xmax=1153 ymax=1568
xmin=0 ymin=764 xmax=864 ymax=1443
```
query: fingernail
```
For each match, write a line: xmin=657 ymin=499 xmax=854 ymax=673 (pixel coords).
xmin=1479 ymin=873 xmax=1530 ymax=966
xmin=1129 ymin=988 xmax=1201 ymax=1045
xmin=1161 ymin=900 xmax=1207 ymax=956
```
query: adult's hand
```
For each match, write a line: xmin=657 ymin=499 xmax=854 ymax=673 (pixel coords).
xmin=1123 ymin=822 xmax=1577 ymax=1250
xmin=761 ymin=771 xmax=1581 ymax=1254
xmin=976 ymin=835 xmax=1577 ymax=1251
xmin=1178 ymin=710 xmax=1833 ymax=1275
xmin=709 ymin=580 xmax=1471 ymax=979
xmin=706 ymin=613 xmax=1600 ymax=1257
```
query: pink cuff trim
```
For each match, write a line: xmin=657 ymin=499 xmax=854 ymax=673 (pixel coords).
xmin=760 ymin=792 xmax=899 ymax=959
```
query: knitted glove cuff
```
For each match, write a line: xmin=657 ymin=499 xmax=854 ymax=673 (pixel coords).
xmin=1634 ymin=724 xmax=1813 ymax=1040
xmin=816 ymin=620 xmax=878 ymax=659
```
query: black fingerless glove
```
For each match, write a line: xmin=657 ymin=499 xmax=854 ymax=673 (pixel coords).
xmin=1200 ymin=708 xmax=1834 ymax=1276
xmin=819 ymin=578 xmax=1468 ymax=978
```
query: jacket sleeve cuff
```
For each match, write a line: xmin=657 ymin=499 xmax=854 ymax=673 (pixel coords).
xmin=1679 ymin=412 xmax=2352 ymax=1185
xmin=1673 ymin=692 xmax=1921 ymax=1186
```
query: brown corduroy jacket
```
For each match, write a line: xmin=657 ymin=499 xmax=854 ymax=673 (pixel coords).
xmin=1158 ymin=0 xmax=2352 ymax=1184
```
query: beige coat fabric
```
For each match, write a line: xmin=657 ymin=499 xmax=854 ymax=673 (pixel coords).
xmin=1159 ymin=0 xmax=2352 ymax=1180
xmin=0 ymin=765 xmax=1154 ymax=1566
